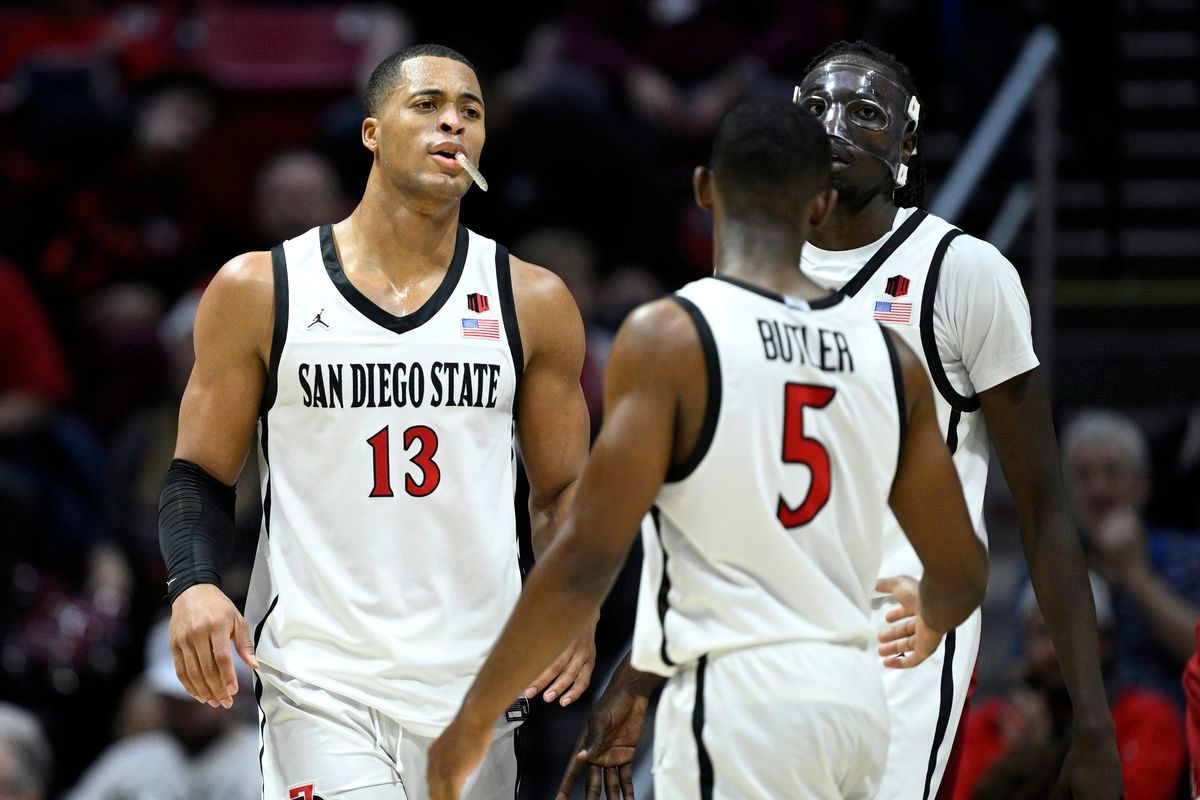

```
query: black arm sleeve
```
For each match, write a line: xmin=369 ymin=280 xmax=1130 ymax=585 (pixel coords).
xmin=158 ymin=459 xmax=236 ymax=603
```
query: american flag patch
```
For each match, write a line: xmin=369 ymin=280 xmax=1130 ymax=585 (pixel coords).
xmin=461 ymin=318 xmax=501 ymax=339
xmin=873 ymin=301 xmax=913 ymax=324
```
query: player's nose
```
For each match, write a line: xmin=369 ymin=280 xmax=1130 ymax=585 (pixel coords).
xmin=437 ymin=107 xmax=465 ymax=135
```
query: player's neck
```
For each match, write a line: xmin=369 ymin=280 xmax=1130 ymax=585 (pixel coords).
xmin=808 ymin=194 xmax=898 ymax=251
xmin=339 ymin=177 xmax=461 ymax=281
xmin=714 ymin=223 xmax=830 ymax=302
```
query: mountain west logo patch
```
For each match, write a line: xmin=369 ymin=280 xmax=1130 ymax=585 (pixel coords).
xmin=884 ymin=275 xmax=910 ymax=298
xmin=467 ymin=292 xmax=490 ymax=313
xmin=288 ymin=784 xmax=325 ymax=800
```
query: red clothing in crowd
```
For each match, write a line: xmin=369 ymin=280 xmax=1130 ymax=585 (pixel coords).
xmin=0 ymin=261 xmax=72 ymax=405
xmin=1185 ymin=620 xmax=1200 ymax=799
xmin=954 ymin=689 xmax=1186 ymax=800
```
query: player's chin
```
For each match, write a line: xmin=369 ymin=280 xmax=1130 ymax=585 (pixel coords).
xmin=422 ymin=171 xmax=472 ymax=199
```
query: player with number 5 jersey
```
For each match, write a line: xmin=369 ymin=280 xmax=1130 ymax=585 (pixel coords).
xmin=426 ymin=97 xmax=988 ymax=800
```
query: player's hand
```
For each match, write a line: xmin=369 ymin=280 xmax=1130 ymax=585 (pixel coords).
xmin=525 ymin=614 xmax=597 ymax=707
xmin=169 ymin=583 xmax=259 ymax=708
xmin=1058 ymin=727 xmax=1124 ymax=799
xmin=427 ymin=717 xmax=492 ymax=800
xmin=875 ymin=576 xmax=944 ymax=669
xmin=556 ymin=670 xmax=652 ymax=799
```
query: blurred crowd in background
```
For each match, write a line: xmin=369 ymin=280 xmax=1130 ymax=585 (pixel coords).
xmin=0 ymin=1 xmax=1197 ymax=798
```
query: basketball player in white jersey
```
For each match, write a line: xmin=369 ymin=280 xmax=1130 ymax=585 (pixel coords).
xmin=425 ymin=97 xmax=988 ymax=800
xmin=157 ymin=44 xmax=595 ymax=799
xmin=787 ymin=41 xmax=1122 ymax=799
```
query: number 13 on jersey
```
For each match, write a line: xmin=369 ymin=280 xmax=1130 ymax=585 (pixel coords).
xmin=777 ymin=383 xmax=836 ymax=529
xmin=366 ymin=425 xmax=441 ymax=498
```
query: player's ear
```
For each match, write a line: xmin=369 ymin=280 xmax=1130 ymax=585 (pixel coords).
xmin=693 ymin=166 xmax=714 ymax=213
xmin=362 ymin=116 xmax=380 ymax=154
xmin=901 ymin=129 xmax=916 ymax=163
xmin=808 ymin=187 xmax=837 ymax=230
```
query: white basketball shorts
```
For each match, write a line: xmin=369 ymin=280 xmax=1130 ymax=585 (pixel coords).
xmin=872 ymin=601 xmax=982 ymax=799
xmin=652 ymin=641 xmax=889 ymax=799
xmin=254 ymin=665 xmax=519 ymax=800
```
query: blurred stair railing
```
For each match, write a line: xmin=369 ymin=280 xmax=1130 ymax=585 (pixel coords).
xmin=931 ymin=24 xmax=1061 ymax=388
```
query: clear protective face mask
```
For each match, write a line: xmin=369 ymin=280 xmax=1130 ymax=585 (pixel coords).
xmin=794 ymin=61 xmax=920 ymax=187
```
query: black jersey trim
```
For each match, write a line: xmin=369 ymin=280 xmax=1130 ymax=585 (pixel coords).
xmin=880 ymin=325 xmax=907 ymax=466
xmin=495 ymin=244 xmax=525 ymax=418
xmin=693 ymin=654 xmax=715 ymax=800
xmin=259 ymin=245 xmax=289 ymax=417
xmin=920 ymin=230 xmax=981 ymax=413
xmin=254 ymin=672 xmax=267 ymax=796
xmin=512 ymin=724 xmax=522 ymax=799
xmin=838 ymin=209 xmax=929 ymax=298
xmin=922 ymin=629 xmax=958 ymax=799
xmin=651 ymin=507 xmax=676 ymax=668
xmin=253 ymin=416 xmax=279 ymax=799
xmin=712 ymin=274 xmax=844 ymax=310
xmin=665 ymin=297 xmax=721 ymax=483
xmin=319 ymin=223 xmax=469 ymax=335
xmin=946 ymin=408 xmax=962 ymax=454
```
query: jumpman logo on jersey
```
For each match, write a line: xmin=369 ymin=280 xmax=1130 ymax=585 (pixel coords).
xmin=307 ymin=309 xmax=330 ymax=329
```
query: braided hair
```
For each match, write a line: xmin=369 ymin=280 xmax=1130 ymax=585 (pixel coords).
xmin=804 ymin=40 xmax=926 ymax=208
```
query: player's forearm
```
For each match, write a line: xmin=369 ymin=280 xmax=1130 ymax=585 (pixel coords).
xmin=1121 ymin=565 xmax=1198 ymax=664
xmin=1022 ymin=505 xmax=1114 ymax=732
xmin=529 ymin=478 xmax=581 ymax=559
xmin=918 ymin=545 xmax=987 ymax=634
xmin=457 ymin=530 xmax=622 ymax=731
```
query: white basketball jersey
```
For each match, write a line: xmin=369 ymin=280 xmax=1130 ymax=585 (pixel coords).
xmin=631 ymin=276 xmax=905 ymax=678
xmin=802 ymin=207 xmax=1037 ymax=580
xmin=244 ymin=224 xmax=523 ymax=737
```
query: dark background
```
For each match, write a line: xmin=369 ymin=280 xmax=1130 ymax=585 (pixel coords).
xmin=0 ymin=0 xmax=1197 ymax=797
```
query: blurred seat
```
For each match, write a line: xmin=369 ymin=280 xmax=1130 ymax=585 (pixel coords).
xmin=191 ymin=3 xmax=368 ymax=91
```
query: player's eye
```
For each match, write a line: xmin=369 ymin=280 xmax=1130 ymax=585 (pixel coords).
xmin=804 ymin=98 xmax=826 ymax=116
xmin=849 ymin=101 xmax=887 ymax=129
xmin=462 ymin=106 xmax=482 ymax=119
xmin=415 ymin=100 xmax=437 ymax=111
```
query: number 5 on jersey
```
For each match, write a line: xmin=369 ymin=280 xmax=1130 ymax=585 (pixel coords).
xmin=366 ymin=425 xmax=441 ymax=498
xmin=778 ymin=383 xmax=836 ymax=529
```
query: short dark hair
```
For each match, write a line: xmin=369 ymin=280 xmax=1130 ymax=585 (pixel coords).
xmin=805 ymin=40 xmax=926 ymax=208
xmin=710 ymin=96 xmax=831 ymax=223
xmin=362 ymin=43 xmax=477 ymax=117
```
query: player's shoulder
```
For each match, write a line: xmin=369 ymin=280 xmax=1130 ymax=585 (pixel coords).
xmin=613 ymin=295 xmax=701 ymax=365
xmin=924 ymin=217 xmax=1019 ymax=285
xmin=194 ymin=252 xmax=275 ymax=355
xmin=205 ymin=251 xmax=275 ymax=304
xmin=508 ymin=254 xmax=574 ymax=309
xmin=506 ymin=255 xmax=584 ymax=365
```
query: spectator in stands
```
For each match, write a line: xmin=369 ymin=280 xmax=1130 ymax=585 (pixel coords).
xmin=254 ymin=149 xmax=348 ymax=246
xmin=0 ymin=704 xmax=52 ymax=800
xmin=65 ymin=618 xmax=259 ymax=800
xmin=1064 ymin=409 xmax=1200 ymax=705
xmin=957 ymin=576 xmax=1187 ymax=800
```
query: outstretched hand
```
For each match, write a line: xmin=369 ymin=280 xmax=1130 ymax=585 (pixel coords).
xmin=875 ymin=576 xmax=945 ymax=669
xmin=556 ymin=675 xmax=651 ymax=800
